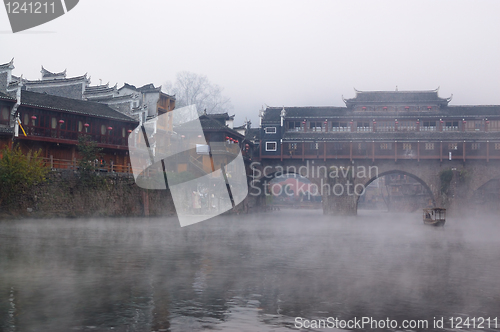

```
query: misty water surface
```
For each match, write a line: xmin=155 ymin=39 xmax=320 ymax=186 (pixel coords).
xmin=0 ymin=210 xmax=499 ymax=331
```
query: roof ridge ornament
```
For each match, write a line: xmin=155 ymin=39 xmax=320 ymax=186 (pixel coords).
xmin=341 ymin=94 xmax=348 ymax=105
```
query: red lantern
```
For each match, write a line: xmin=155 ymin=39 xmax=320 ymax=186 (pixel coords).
xmin=427 ymin=106 xmax=432 ymax=110
xmin=127 ymin=129 xmax=132 ymax=133
xmin=486 ymin=120 xmax=490 ymax=124
xmin=31 ymin=115 xmax=37 ymax=120
xmin=463 ymin=120 xmax=467 ymax=124
xmin=235 ymin=140 xmax=239 ymax=143
xmin=373 ymin=121 xmax=377 ymax=125
xmin=395 ymin=121 xmax=398 ymax=125
xmin=107 ymin=126 xmax=113 ymax=130
xmin=440 ymin=120 xmax=444 ymax=124
xmin=84 ymin=123 xmax=90 ymax=127
xmin=383 ymin=107 xmax=387 ymax=110
xmin=58 ymin=119 xmax=64 ymax=124
xmin=416 ymin=121 xmax=420 ymax=125
xmin=362 ymin=107 xmax=366 ymax=110
xmin=405 ymin=106 xmax=409 ymax=110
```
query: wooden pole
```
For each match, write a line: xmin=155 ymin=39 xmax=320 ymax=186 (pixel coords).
xmin=372 ymin=141 xmax=375 ymax=162
xmin=463 ymin=142 xmax=466 ymax=162
xmin=487 ymin=141 xmax=490 ymax=162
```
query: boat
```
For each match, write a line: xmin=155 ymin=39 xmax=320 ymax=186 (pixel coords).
xmin=423 ymin=208 xmax=446 ymax=226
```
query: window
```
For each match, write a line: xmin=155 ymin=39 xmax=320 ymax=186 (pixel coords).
xmin=331 ymin=122 xmax=350 ymax=132
xmin=78 ymin=121 xmax=83 ymax=132
xmin=403 ymin=143 xmax=412 ymax=150
xmin=309 ymin=122 xmax=323 ymax=132
xmin=471 ymin=143 xmax=480 ymax=150
xmin=489 ymin=120 xmax=500 ymax=132
xmin=356 ymin=122 xmax=371 ymax=132
xmin=288 ymin=143 xmax=297 ymax=150
xmin=23 ymin=113 xmax=29 ymax=125
xmin=357 ymin=143 xmax=367 ymax=150
xmin=398 ymin=121 xmax=416 ymax=132
xmin=425 ymin=143 xmax=435 ymax=150
xmin=265 ymin=141 xmax=277 ymax=151
xmin=448 ymin=143 xmax=458 ymax=150
xmin=265 ymin=127 xmax=277 ymax=134
xmin=380 ymin=143 xmax=392 ymax=150
xmin=466 ymin=120 xmax=483 ymax=132
xmin=122 ymin=128 xmax=126 ymax=138
xmin=287 ymin=121 xmax=303 ymax=132
xmin=1 ymin=107 xmax=8 ymax=120
xmin=310 ymin=142 xmax=319 ymax=150
xmin=333 ymin=143 xmax=344 ymax=150
xmin=444 ymin=121 xmax=459 ymax=131
xmin=51 ymin=117 xmax=57 ymax=129
xmin=101 ymin=125 xmax=106 ymax=135
xmin=422 ymin=121 xmax=436 ymax=131
xmin=377 ymin=121 xmax=395 ymax=132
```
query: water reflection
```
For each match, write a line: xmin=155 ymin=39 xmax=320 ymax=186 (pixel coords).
xmin=0 ymin=210 xmax=499 ymax=331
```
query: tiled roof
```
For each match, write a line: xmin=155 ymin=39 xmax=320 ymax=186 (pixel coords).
xmin=0 ymin=58 xmax=14 ymax=70
xmin=446 ymin=106 xmax=500 ymax=116
xmin=84 ymin=84 xmax=117 ymax=95
xmin=119 ymin=83 xmax=137 ymax=91
xmin=264 ymin=105 xmax=500 ymax=121
xmin=344 ymin=89 xmax=451 ymax=107
xmin=137 ymin=83 xmax=161 ymax=93
xmin=20 ymin=91 xmax=137 ymax=123
xmin=246 ymin=128 xmax=260 ymax=140
xmin=200 ymin=116 xmax=227 ymax=129
xmin=0 ymin=126 xmax=13 ymax=135
xmin=120 ymin=83 xmax=162 ymax=94
xmin=0 ymin=91 xmax=16 ymax=102
xmin=41 ymin=66 xmax=66 ymax=79
xmin=23 ymin=74 xmax=89 ymax=85
xmin=261 ymin=107 xmax=281 ymax=123
xmin=199 ymin=114 xmax=244 ymax=137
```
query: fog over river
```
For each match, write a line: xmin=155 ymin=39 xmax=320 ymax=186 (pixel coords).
xmin=0 ymin=210 xmax=499 ymax=331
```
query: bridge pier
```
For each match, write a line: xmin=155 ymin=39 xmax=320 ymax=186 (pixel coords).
xmin=320 ymin=173 xmax=359 ymax=216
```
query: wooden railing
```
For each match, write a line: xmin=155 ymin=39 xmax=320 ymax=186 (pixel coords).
xmin=42 ymin=156 xmax=132 ymax=174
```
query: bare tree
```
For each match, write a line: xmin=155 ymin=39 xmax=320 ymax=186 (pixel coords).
xmin=165 ymin=71 xmax=232 ymax=114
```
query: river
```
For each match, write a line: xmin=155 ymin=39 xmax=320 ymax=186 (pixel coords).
xmin=0 ymin=210 xmax=499 ymax=331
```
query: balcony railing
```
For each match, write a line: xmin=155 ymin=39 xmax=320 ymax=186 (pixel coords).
xmin=22 ymin=125 xmax=128 ymax=146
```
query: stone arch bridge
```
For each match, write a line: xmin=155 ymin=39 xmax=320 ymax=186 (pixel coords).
xmin=251 ymin=159 xmax=500 ymax=215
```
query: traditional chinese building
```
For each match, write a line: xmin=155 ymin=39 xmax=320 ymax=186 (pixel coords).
xmin=1 ymin=59 xmax=176 ymax=126
xmin=259 ymin=88 xmax=500 ymax=162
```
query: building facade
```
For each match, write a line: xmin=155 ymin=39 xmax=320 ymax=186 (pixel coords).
xmin=259 ymin=89 xmax=500 ymax=163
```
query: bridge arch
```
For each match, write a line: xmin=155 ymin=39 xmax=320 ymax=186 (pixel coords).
xmin=356 ymin=170 xmax=436 ymax=213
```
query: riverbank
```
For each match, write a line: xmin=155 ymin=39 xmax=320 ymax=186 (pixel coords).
xmin=0 ymin=170 xmax=176 ymax=219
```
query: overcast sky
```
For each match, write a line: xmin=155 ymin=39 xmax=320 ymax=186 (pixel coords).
xmin=1 ymin=0 xmax=499 ymax=125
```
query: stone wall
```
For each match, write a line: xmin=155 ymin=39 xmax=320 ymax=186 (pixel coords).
xmin=0 ymin=170 xmax=176 ymax=219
